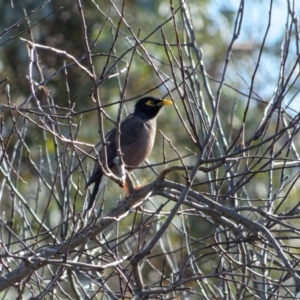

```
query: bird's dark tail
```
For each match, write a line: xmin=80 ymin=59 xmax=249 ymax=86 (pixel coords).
xmin=87 ymin=178 xmax=101 ymax=210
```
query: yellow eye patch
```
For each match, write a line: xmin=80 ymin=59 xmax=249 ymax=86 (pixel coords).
xmin=145 ymin=99 xmax=155 ymax=106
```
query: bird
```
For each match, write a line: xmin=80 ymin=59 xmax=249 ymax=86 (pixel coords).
xmin=85 ymin=96 xmax=173 ymax=210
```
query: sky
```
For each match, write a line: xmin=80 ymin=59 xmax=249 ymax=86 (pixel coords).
xmin=209 ymin=0 xmax=300 ymax=114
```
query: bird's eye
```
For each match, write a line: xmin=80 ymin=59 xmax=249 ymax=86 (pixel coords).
xmin=145 ymin=100 xmax=155 ymax=106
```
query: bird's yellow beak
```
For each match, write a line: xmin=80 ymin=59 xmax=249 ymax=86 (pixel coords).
xmin=161 ymin=99 xmax=173 ymax=106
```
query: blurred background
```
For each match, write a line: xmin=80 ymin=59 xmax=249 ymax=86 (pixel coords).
xmin=1 ymin=0 xmax=299 ymax=207
xmin=1 ymin=0 xmax=300 ymax=299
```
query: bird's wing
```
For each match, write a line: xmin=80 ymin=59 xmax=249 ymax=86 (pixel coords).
xmin=113 ymin=115 xmax=145 ymax=145
xmin=85 ymin=115 xmax=144 ymax=187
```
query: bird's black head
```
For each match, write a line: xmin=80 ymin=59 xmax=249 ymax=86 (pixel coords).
xmin=133 ymin=96 xmax=172 ymax=119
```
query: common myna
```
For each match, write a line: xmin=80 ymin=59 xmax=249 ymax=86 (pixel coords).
xmin=85 ymin=96 xmax=172 ymax=210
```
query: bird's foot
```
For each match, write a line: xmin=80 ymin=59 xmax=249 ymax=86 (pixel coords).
xmin=122 ymin=181 xmax=130 ymax=193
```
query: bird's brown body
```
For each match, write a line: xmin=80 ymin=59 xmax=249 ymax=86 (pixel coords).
xmin=85 ymin=96 xmax=172 ymax=210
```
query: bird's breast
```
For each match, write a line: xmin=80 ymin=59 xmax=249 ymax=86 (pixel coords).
xmin=122 ymin=119 xmax=156 ymax=168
